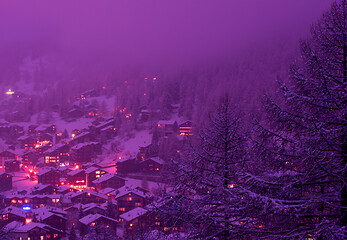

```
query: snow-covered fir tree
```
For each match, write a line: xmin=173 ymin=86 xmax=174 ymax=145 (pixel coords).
xmin=254 ymin=0 xmax=347 ymax=238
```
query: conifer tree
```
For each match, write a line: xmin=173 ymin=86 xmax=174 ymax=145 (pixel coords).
xmin=255 ymin=1 xmax=347 ymax=238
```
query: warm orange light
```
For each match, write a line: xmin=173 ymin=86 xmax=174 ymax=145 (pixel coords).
xmin=130 ymin=223 xmax=133 ymax=227
xmin=153 ymin=77 xmax=156 ymax=80
xmin=26 ymin=218 xmax=32 ymax=224
xmin=6 ymin=89 xmax=14 ymax=95
xmin=75 ymin=165 xmax=79 ymax=169
xmin=228 ymin=184 xmax=235 ymax=189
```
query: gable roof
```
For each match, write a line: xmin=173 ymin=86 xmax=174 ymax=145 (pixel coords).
xmin=12 ymin=222 xmax=62 ymax=233
xmin=2 ymin=206 xmax=26 ymax=218
xmin=36 ymin=167 xmax=56 ymax=176
xmin=67 ymin=169 xmax=85 ymax=176
xmin=111 ymin=186 xmax=147 ymax=199
xmin=79 ymin=213 xmax=118 ymax=225
xmin=92 ymin=173 xmax=125 ymax=184
xmin=119 ymin=207 xmax=148 ymax=222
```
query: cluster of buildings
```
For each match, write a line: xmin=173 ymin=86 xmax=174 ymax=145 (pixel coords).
xmin=0 ymin=91 xmax=194 ymax=238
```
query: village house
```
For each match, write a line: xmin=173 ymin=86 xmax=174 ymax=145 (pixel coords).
xmin=37 ymin=168 xmax=62 ymax=187
xmin=156 ymin=120 xmax=179 ymax=136
xmin=38 ymin=132 xmax=54 ymax=142
xmin=4 ymin=195 xmax=32 ymax=208
xmin=100 ymin=125 xmax=117 ymax=142
xmin=30 ymin=195 xmax=62 ymax=208
xmin=138 ymin=157 xmax=166 ymax=174
xmin=35 ymin=124 xmax=57 ymax=135
xmin=179 ymin=120 xmax=193 ymax=136
xmin=116 ymin=156 xmax=138 ymax=175
xmin=70 ymin=142 xmax=101 ymax=164
xmin=71 ymin=131 xmax=96 ymax=145
xmin=93 ymin=118 xmax=116 ymax=133
xmin=1 ymin=206 xmax=26 ymax=226
xmin=7 ymin=222 xmax=64 ymax=240
xmin=0 ymin=150 xmax=18 ymax=171
xmin=138 ymin=144 xmax=159 ymax=158
xmin=69 ymin=190 xmax=108 ymax=204
xmin=67 ymin=106 xmax=84 ymax=119
xmin=22 ymin=150 xmax=40 ymax=167
xmin=34 ymin=142 xmax=53 ymax=156
xmin=32 ymin=207 xmax=67 ymax=231
xmin=139 ymin=108 xmax=160 ymax=122
xmin=85 ymin=166 xmax=107 ymax=188
xmin=82 ymin=203 xmax=107 ymax=216
xmin=4 ymin=159 xmax=20 ymax=172
xmin=79 ymin=213 xmax=118 ymax=235
xmin=67 ymin=169 xmax=87 ymax=188
xmin=31 ymin=183 xmax=57 ymax=195
xmin=112 ymin=187 xmax=149 ymax=213
xmin=92 ymin=173 xmax=126 ymax=191
xmin=57 ymin=185 xmax=77 ymax=195
xmin=119 ymin=207 xmax=150 ymax=232
xmin=43 ymin=143 xmax=70 ymax=166
xmin=17 ymin=135 xmax=37 ymax=149
xmin=0 ymin=172 xmax=12 ymax=191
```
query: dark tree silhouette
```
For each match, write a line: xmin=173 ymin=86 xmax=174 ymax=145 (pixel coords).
xmin=255 ymin=1 xmax=347 ymax=238
xmin=157 ymin=97 xmax=262 ymax=239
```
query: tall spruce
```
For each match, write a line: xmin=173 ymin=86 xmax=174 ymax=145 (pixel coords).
xmin=158 ymin=97 xmax=262 ymax=239
xmin=255 ymin=0 xmax=347 ymax=238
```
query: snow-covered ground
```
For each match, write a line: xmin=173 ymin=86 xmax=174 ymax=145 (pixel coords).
xmin=11 ymin=172 xmax=37 ymax=191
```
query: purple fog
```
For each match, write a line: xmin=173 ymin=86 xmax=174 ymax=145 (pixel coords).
xmin=0 ymin=1 xmax=345 ymax=239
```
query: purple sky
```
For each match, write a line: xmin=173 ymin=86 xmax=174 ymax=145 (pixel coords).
xmin=0 ymin=0 xmax=334 ymax=68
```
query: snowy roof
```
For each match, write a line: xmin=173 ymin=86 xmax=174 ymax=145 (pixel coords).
xmin=0 ymin=172 xmax=12 ymax=177
xmin=69 ymin=189 xmax=108 ymax=200
xmin=30 ymin=194 xmax=62 ymax=199
xmin=142 ymin=157 xmax=166 ymax=165
xmin=157 ymin=120 xmax=177 ymax=125
xmin=79 ymin=213 xmax=118 ymax=225
xmin=36 ymin=167 xmax=55 ymax=176
xmin=12 ymin=222 xmax=62 ymax=233
xmin=117 ymin=155 xmax=136 ymax=163
xmin=83 ymin=203 xmax=107 ymax=212
xmin=111 ymin=185 xmax=147 ymax=199
xmin=35 ymin=124 xmax=54 ymax=132
xmin=32 ymin=207 xmax=67 ymax=221
xmin=95 ymin=119 xmax=115 ymax=129
xmin=31 ymin=183 xmax=52 ymax=192
xmin=67 ymin=169 xmax=85 ymax=176
xmin=85 ymin=166 xmax=99 ymax=174
xmin=2 ymin=206 xmax=26 ymax=218
xmin=17 ymin=135 xmax=33 ymax=141
xmin=2 ymin=221 xmax=24 ymax=232
xmin=74 ymin=131 xmax=91 ymax=139
xmin=92 ymin=173 xmax=125 ymax=184
xmin=119 ymin=207 xmax=148 ymax=222
xmin=4 ymin=159 xmax=20 ymax=163
xmin=98 ymin=187 xmax=116 ymax=195
xmin=100 ymin=200 xmax=117 ymax=208
xmin=71 ymin=142 xmax=99 ymax=150
xmin=57 ymin=185 xmax=73 ymax=193
xmin=32 ymin=206 xmax=66 ymax=218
